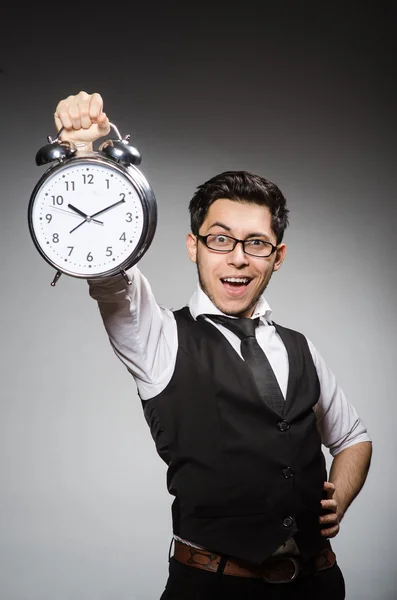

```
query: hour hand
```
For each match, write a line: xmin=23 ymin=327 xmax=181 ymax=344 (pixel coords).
xmin=67 ymin=204 xmax=104 ymax=233
xmin=68 ymin=203 xmax=88 ymax=218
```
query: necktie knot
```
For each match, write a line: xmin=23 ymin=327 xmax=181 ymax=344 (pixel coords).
xmin=203 ymin=314 xmax=259 ymax=340
xmin=201 ymin=312 xmax=285 ymax=414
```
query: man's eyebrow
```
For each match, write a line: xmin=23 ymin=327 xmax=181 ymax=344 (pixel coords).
xmin=207 ymin=222 xmax=271 ymax=240
xmin=245 ymin=232 xmax=271 ymax=240
xmin=207 ymin=221 xmax=232 ymax=231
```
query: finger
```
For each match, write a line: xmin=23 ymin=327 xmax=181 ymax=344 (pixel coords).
xmin=76 ymin=91 xmax=92 ymax=130
xmin=319 ymin=513 xmax=338 ymax=524
xmin=68 ymin=106 xmax=81 ymax=130
xmin=54 ymin=99 xmax=73 ymax=131
xmin=321 ymin=499 xmax=337 ymax=510
xmin=320 ymin=524 xmax=340 ymax=538
xmin=63 ymin=92 xmax=85 ymax=131
xmin=88 ymin=92 xmax=104 ymax=122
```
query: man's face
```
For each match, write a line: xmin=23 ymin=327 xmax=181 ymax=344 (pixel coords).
xmin=186 ymin=199 xmax=286 ymax=317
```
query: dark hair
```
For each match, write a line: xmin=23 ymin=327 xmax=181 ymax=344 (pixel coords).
xmin=189 ymin=171 xmax=289 ymax=243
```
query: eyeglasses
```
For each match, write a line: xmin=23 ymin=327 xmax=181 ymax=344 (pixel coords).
xmin=197 ymin=234 xmax=278 ymax=258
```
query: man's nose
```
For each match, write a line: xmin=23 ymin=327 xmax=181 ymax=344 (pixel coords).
xmin=226 ymin=241 xmax=249 ymax=267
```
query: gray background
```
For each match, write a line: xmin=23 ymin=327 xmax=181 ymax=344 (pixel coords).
xmin=1 ymin=3 xmax=395 ymax=599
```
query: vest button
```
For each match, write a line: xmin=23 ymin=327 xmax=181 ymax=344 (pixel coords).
xmin=282 ymin=467 xmax=294 ymax=479
xmin=278 ymin=420 xmax=289 ymax=432
xmin=282 ymin=516 xmax=294 ymax=528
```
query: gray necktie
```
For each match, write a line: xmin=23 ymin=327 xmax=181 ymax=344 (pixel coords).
xmin=205 ymin=314 xmax=285 ymax=414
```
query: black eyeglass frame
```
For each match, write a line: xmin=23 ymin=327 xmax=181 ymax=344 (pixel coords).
xmin=196 ymin=234 xmax=278 ymax=258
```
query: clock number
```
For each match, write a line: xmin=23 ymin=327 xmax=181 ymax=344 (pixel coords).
xmin=126 ymin=212 xmax=133 ymax=222
xmin=106 ymin=246 xmax=113 ymax=256
xmin=65 ymin=181 xmax=75 ymax=191
xmin=51 ymin=195 xmax=63 ymax=206
xmin=106 ymin=179 xmax=110 ymax=189
xmin=45 ymin=214 xmax=52 ymax=223
xmin=67 ymin=246 xmax=74 ymax=256
xmin=52 ymin=233 xmax=59 ymax=243
xmin=119 ymin=232 xmax=126 ymax=242
xmin=82 ymin=174 xmax=94 ymax=185
xmin=87 ymin=252 xmax=93 ymax=262
xmin=120 ymin=193 xmax=126 ymax=201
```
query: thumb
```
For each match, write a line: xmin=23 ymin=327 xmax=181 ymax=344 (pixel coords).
xmin=97 ymin=112 xmax=111 ymax=137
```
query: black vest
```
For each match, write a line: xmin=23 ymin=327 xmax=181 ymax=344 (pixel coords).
xmin=142 ymin=307 xmax=328 ymax=565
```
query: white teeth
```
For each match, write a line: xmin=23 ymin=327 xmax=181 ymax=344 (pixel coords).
xmin=222 ymin=277 xmax=250 ymax=283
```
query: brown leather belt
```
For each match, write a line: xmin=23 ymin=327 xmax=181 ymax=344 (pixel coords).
xmin=173 ymin=540 xmax=336 ymax=584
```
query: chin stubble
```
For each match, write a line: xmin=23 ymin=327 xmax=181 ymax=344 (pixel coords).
xmin=196 ymin=256 xmax=273 ymax=316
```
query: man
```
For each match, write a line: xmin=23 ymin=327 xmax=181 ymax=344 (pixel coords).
xmin=54 ymin=91 xmax=372 ymax=600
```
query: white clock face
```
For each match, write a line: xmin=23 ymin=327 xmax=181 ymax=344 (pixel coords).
xmin=30 ymin=158 xmax=145 ymax=277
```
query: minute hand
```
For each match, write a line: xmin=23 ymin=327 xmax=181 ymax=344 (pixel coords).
xmin=90 ymin=199 xmax=126 ymax=219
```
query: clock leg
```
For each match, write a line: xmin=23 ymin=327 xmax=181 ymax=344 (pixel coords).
xmin=120 ymin=270 xmax=132 ymax=286
xmin=50 ymin=270 xmax=62 ymax=287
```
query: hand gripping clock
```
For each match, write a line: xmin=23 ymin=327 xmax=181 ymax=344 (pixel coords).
xmin=28 ymin=122 xmax=157 ymax=286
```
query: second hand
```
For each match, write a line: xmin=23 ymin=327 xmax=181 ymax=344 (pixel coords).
xmin=50 ymin=205 xmax=104 ymax=225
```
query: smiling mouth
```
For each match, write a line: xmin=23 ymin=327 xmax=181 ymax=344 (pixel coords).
xmin=221 ymin=277 xmax=251 ymax=287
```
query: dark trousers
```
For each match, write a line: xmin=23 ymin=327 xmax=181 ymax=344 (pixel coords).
xmin=160 ymin=557 xmax=346 ymax=600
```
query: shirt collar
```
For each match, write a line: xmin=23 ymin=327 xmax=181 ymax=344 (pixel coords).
xmin=188 ymin=283 xmax=273 ymax=323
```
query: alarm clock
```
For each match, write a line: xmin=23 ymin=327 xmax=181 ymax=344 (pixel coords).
xmin=28 ymin=123 xmax=157 ymax=286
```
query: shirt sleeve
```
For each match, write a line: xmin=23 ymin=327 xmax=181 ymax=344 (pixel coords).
xmin=306 ymin=338 xmax=372 ymax=456
xmin=87 ymin=267 xmax=178 ymax=400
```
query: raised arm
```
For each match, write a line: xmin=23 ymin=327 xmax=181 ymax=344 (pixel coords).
xmin=88 ymin=268 xmax=178 ymax=399
xmin=55 ymin=91 xmax=178 ymax=400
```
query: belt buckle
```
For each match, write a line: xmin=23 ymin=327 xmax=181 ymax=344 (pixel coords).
xmin=261 ymin=557 xmax=299 ymax=584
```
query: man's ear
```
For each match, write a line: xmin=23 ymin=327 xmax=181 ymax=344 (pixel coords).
xmin=273 ymin=243 xmax=286 ymax=272
xmin=186 ymin=233 xmax=198 ymax=263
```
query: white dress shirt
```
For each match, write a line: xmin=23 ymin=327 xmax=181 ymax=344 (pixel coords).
xmin=88 ymin=266 xmax=371 ymax=456
xmin=88 ymin=266 xmax=371 ymax=555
